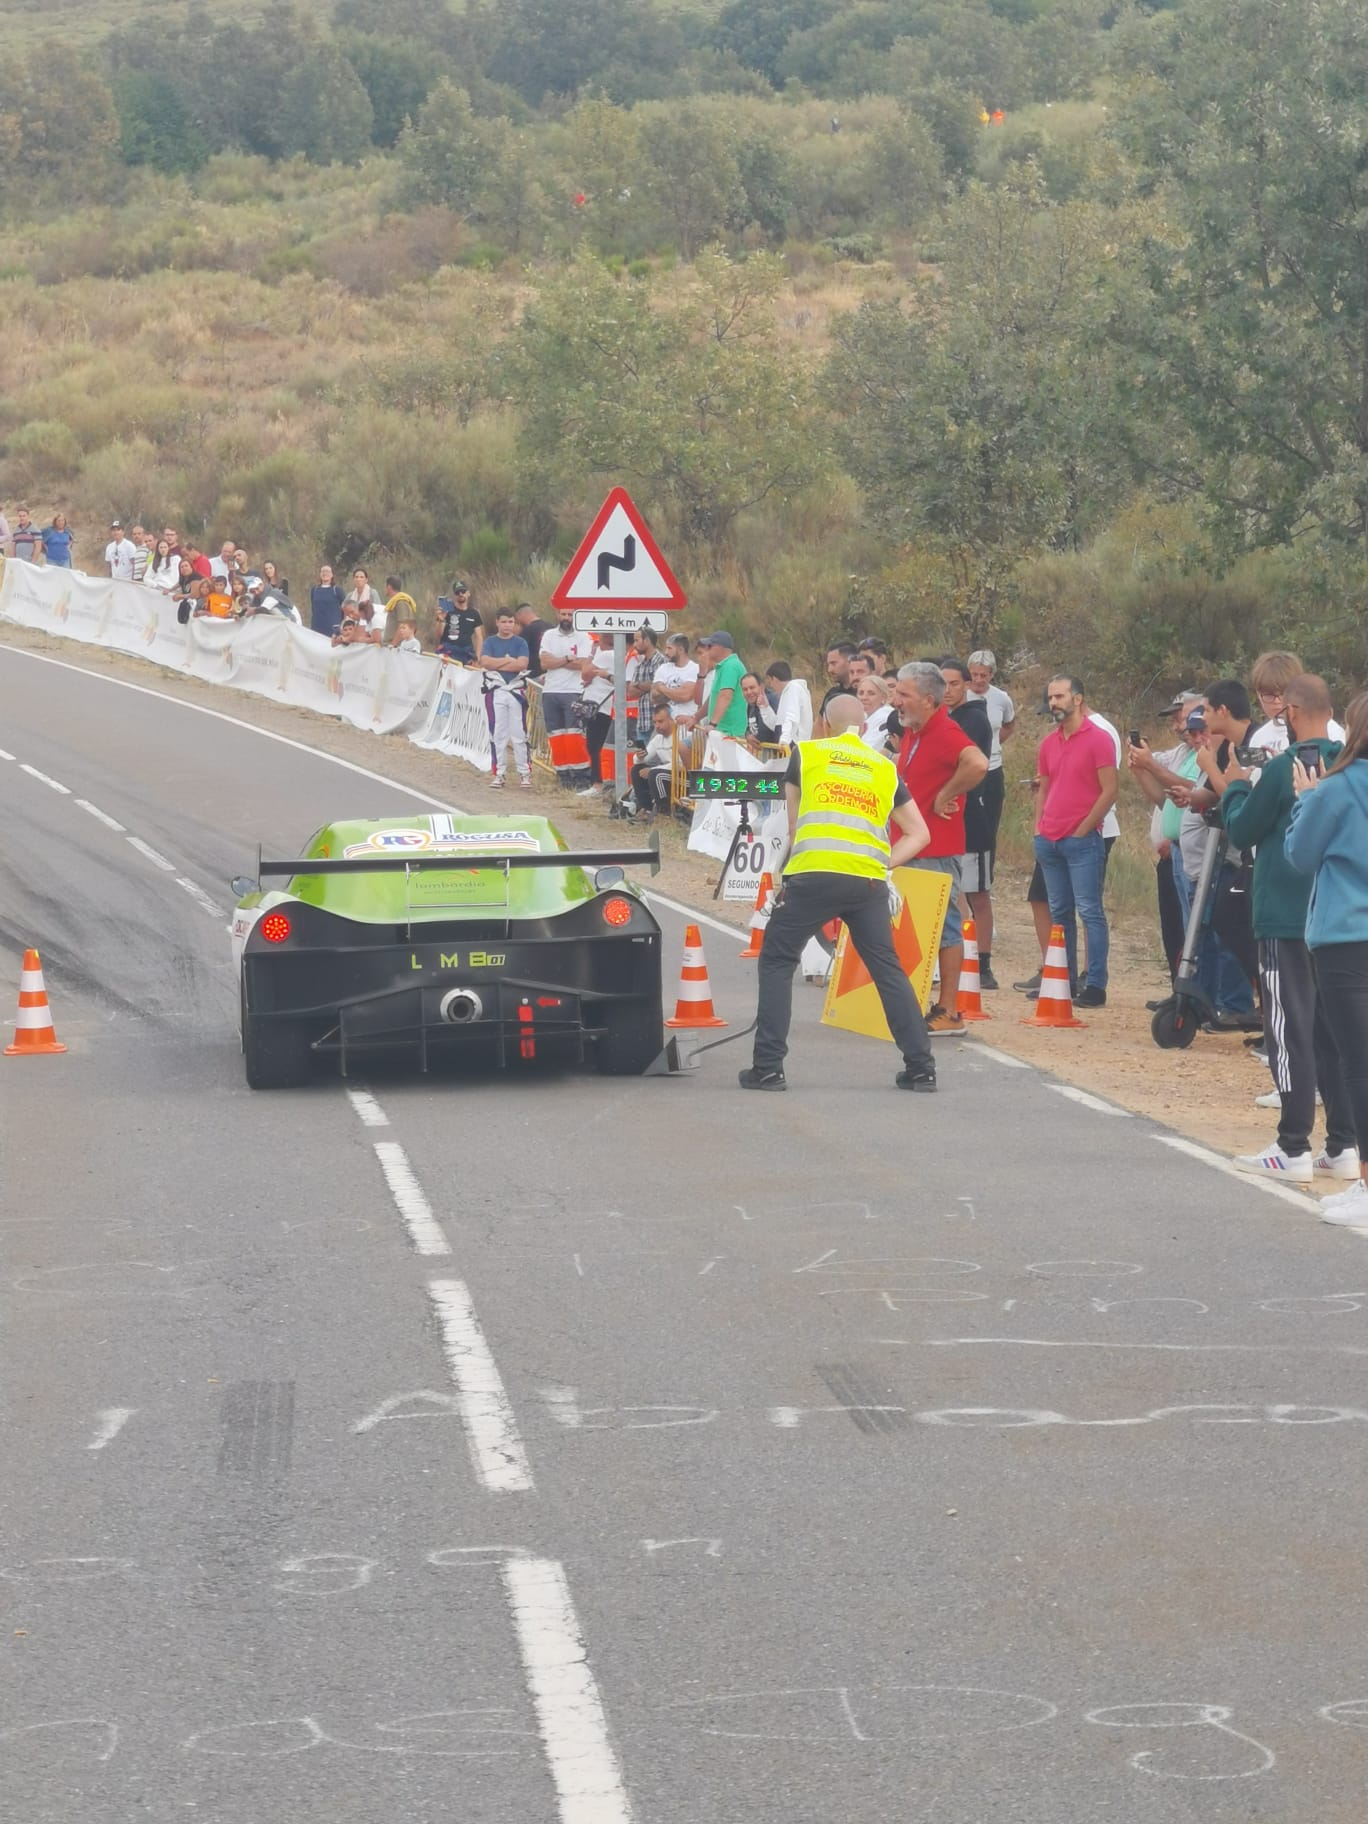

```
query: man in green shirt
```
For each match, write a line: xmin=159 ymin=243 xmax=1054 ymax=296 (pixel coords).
xmin=697 ymin=632 xmax=747 ymax=739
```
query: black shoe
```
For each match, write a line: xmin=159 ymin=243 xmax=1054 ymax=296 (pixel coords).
xmin=895 ymin=1066 xmax=937 ymax=1092
xmin=1014 ymin=971 xmax=1042 ymax=996
xmin=1074 ymin=985 xmax=1107 ymax=1008
xmin=1145 ymin=998 xmax=1167 ymax=1012
xmin=739 ymin=1067 xmax=786 ymax=1091
xmin=979 ymin=965 xmax=1000 ymax=990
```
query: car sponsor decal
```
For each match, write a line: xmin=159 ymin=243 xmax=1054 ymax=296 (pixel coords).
xmin=342 ymin=828 xmax=541 ymax=858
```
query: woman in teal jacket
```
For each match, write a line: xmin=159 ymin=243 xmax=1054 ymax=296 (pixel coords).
xmin=1286 ymin=692 xmax=1368 ymax=1224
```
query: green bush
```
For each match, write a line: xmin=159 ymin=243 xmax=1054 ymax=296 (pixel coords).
xmin=3 ymin=419 xmax=83 ymax=488
xmin=457 ymin=524 xmax=514 ymax=571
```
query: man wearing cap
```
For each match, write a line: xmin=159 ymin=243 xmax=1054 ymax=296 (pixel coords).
xmin=696 ymin=633 xmax=747 ymax=738
xmin=105 ymin=521 xmax=138 ymax=582
xmin=434 ymin=582 xmax=483 ymax=664
xmin=742 ymin=696 xmax=937 ymax=1093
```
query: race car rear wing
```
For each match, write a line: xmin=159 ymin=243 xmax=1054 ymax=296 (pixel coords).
xmin=254 ymin=831 xmax=661 ymax=880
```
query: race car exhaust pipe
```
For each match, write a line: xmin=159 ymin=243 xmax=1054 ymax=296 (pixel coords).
xmin=439 ymin=988 xmax=484 ymax=1025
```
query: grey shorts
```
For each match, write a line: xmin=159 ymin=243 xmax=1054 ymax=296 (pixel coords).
xmin=963 ymin=850 xmax=994 ymax=895
xmin=908 ymin=854 xmax=963 ymax=949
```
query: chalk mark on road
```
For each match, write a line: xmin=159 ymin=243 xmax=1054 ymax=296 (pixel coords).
xmin=86 ymin=1408 xmax=136 ymax=1451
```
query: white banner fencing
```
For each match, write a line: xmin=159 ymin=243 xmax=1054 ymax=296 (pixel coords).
xmin=0 ymin=559 xmax=494 ymax=773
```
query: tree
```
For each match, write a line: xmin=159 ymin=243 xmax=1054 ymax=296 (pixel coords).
xmin=1111 ymin=0 xmax=1368 ymax=551
xmin=112 ymin=71 xmax=206 ymax=176
xmin=827 ymin=174 xmax=1138 ymax=641
xmin=509 ymin=251 xmax=830 ymax=545
xmin=337 ymin=32 xmax=444 ymax=148
xmin=485 ymin=0 xmax=662 ymax=105
xmin=0 ymin=51 xmax=120 ymax=201
xmin=709 ymin=0 xmax=837 ymax=87
xmin=637 ymin=101 xmax=747 ymax=261
xmin=284 ymin=49 xmax=374 ymax=165
xmin=395 ymin=80 xmax=496 ymax=214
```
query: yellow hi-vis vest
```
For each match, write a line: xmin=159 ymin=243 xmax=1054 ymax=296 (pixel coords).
xmin=785 ymin=730 xmax=897 ymax=880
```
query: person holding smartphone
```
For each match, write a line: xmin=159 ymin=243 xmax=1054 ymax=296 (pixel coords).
xmin=1220 ymin=674 xmax=1353 ymax=1185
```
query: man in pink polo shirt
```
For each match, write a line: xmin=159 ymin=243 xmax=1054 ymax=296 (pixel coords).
xmin=1033 ymin=674 xmax=1118 ymax=1007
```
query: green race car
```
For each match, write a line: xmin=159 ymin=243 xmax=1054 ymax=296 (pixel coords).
xmin=231 ymin=813 xmax=663 ymax=1089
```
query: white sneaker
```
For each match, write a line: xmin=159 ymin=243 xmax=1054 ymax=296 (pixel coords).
xmin=1314 ymin=1146 xmax=1361 ymax=1181
xmin=576 ymin=783 xmax=603 ymax=797
xmin=519 ymin=773 xmax=533 ymax=789
xmin=490 ymin=773 xmax=505 ymax=788
xmin=1232 ymin=1146 xmax=1313 ymax=1185
xmin=1255 ymin=1088 xmax=1322 ymax=1108
xmin=1321 ymin=1181 xmax=1368 ymax=1225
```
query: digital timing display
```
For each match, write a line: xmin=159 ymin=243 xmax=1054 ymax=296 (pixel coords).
xmin=686 ymin=771 xmax=783 ymax=799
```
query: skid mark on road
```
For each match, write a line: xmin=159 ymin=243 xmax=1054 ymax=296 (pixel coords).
xmin=216 ymin=1380 xmax=296 ymax=1481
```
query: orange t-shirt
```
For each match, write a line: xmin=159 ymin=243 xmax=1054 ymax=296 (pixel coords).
xmin=205 ymin=591 xmax=233 ymax=618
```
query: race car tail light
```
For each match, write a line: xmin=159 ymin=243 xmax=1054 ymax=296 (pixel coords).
xmin=601 ymin=896 xmax=633 ymax=927
xmin=518 ymin=1001 xmax=536 ymax=1060
xmin=260 ymin=912 xmax=292 ymax=944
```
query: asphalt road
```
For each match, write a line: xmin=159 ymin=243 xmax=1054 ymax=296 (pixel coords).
xmin=4 ymin=641 xmax=1368 ymax=1823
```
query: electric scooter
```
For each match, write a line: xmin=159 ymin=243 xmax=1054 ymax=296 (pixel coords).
xmin=1150 ymin=822 xmax=1226 ymax=1049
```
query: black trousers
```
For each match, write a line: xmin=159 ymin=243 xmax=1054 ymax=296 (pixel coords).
xmin=1312 ymin=942 xmax=1368 ymax=1160
xmin=1260 ymin=938 xmax=1356 ymax=1157
xmin=1212 ymin=862 xmax=1259 ymax=1003
xmin=631 ymin=761 xmax=672 ymax=811
xmin=754 ymin=873 xmax=933 ymax=1075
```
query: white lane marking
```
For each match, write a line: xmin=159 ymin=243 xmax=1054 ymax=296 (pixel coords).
xmin=19 ymin=762 xmax=70 ymax=794
xmin=966 ymin=1042 xmax=1030 ymax=1069
xmin=0 ymin=745 xmax=14 ymax=760
xmin=501 ymin=1555 xmax=633 ymax=1823
xmin=345 ymin=1088 xmax=389 ymax=1128
xmin=1048 ymin=1084 xmax=1131 ymax=1117
xmin=427 ymin=1279 xmax=534 ymax=1494
xmin=87 ymin=1408 xmax=136 ymax=1450
xmin=74 ymin=798 xmax=126 ymax=832
xmin=0 ymin=646 xmax=460 ymax=808
xmin=373 ymin=1142 xmax=451 ymax=1256
xmin=126 ymin=836 xmax=176 ymax=872
xmin=176 ymin=877 xmax=226 ymax=919
xmin=1154 ymin=1135 xmax=1315 ymax=1210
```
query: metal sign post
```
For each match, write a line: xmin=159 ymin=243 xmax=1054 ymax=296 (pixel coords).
xmin=613 ymin=631 xmax=629 ymax=805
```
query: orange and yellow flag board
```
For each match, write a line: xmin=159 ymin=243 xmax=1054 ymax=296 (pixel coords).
xmin=820 ymin=867 xmax=950 ymax=1041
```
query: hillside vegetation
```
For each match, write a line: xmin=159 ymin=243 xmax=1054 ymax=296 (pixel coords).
xmin=2 ymin=0 xmax=1367 ymax=707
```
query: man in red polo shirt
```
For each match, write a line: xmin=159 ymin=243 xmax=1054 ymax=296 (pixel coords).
xmin=1033 ymin=673 xmax=1118 ymax=1007
xmin=891 ymin=661 xmax=989 ymax=1032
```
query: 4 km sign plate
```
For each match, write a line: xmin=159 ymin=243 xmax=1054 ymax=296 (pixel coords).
xmin=551 ymin=487 xmax=687 ymax=614
xmin=571 ymin=610 xmax=670 ymax=634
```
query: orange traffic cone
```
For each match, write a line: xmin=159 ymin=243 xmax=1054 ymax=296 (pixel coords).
xmin=665 ymin=924 xmax=727 ymax=1029
xmin=1021 ymin=924 xmax=1084 ymax=1029
xmin=739 ymin=872 xmax=774 ymax=959
xmin=5 ymin=948 xmax=67 ymax=1056
xmin=957 ymin=918 xmax=990 ymax=1022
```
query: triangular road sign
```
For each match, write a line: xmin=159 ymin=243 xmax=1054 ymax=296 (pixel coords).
xmin=550 ymin=486 xmax=687 ymax=613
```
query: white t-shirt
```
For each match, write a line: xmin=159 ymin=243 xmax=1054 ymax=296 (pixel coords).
xmin=1249 ymin=715 xmax=1345 ymax=754
xmin=969 ymin=683 xmax=1015 ymax=769
xmin=394 ymin=636 xmax=421 ymax=654
xmin=1087 ymin=711 xmax=1123 ymax=842
xmin=538 ymin=627 xmax=595 ymax=694
xmin=775 ymin=677 xmax=813 ymax=744
xmin=581 ymin=646 xmax=614 ymax=710
xmin=105 ymin=537 xmax=137 ymax=581
xmin=860 ymin=704 xmax=895 ymax=749
xmin=209 ymin=557 xmax=232 ymax=580
xmin=654 ymin=658 xmax=700 ymax=720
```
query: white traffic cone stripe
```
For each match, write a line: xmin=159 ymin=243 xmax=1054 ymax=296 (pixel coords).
xmin=19 ymin=970 xmax=45 ymax=994
xmin=15 ymin=1005 xmax=55 ymax=1029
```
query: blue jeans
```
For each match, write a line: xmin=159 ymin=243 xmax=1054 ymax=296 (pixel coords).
xmin=1033 ymin=832 xmax=1108 ymax=992
xmin=1170 ymin=852 xmax=1255 ymax=1015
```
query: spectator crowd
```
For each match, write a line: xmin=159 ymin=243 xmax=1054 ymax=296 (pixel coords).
xmin=5 ymin=504 xmax=1364 ymax=1222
